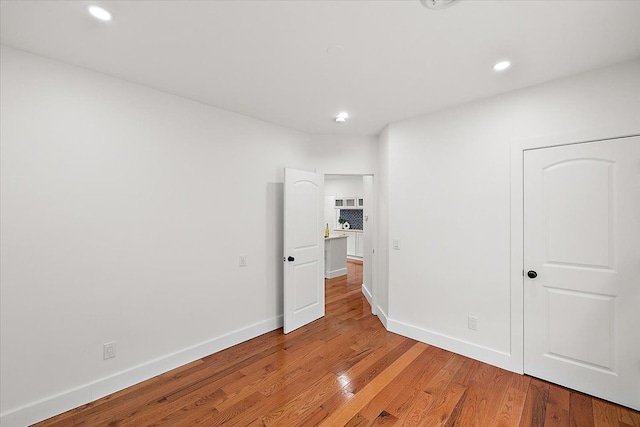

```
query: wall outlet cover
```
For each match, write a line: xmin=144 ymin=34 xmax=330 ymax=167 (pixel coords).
xmin=468 ymin=316 xmax=478 ymax=331
xmin=103 ymin=341 xmax=116 ymax=360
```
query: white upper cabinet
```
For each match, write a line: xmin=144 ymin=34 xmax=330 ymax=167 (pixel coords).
xmin=334 ymin=196 xmax=362 ymax=210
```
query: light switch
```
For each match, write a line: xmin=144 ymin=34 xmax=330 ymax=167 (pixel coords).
xmin=392 ymin=238 xmax=400 ymax=250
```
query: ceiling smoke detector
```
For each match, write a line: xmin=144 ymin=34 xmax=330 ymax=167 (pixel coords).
xmin=420 ymin=0 xmax=456 ymax=10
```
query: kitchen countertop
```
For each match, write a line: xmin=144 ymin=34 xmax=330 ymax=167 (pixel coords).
xmin=333 ymin=229 xmax=363 ymax=232
xmin=324 ymin=235 xmax=348 ymax=240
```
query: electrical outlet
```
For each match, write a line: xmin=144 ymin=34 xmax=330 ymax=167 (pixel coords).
xmin=103 ymin=341 xmax=116 ymax=360
xmin=239 ymin=255 xmax=247 ymax=267
xmin=468 ymin=316 xmax=478 ymax=331
xmin=392 ymin=238 xmax=400 ymax=250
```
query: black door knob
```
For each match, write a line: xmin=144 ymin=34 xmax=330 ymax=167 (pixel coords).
xmin=287 ymin=256 xmax=295 ymax=262
xmin=527 ymin=270 xmax=538 ymax=279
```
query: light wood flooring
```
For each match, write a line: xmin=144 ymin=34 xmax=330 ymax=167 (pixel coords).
xmin=35 ymin=261 xmax=640 ymax=426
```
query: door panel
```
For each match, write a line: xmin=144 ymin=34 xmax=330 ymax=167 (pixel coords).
xmin=283 ymin=168 xmax=324 ymax=334
xmin=546 ymin=288 xmax=613 ymax=370
xmin=293 ymin=260 xmax=321 ymax=311
xmin=524 ymin=136 xmax=640 ymax=410
xmin=544 ymin=159 xmax=613 ymax=268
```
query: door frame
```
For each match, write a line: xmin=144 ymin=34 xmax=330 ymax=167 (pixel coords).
xmin=508 ymin=126 xmax=640 ymax=374
xmin=323 ymin=173 xmax=377 ymax=316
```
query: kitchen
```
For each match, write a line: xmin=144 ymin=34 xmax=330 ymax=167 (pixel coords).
xmin=323 ymin=175 xmax=371 ymax=304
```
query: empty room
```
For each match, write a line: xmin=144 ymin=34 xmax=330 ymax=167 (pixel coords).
xmin=1 ymin=1 xmax=639 ymax=426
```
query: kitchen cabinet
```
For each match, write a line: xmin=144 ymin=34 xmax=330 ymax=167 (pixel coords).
xmin=356 ymin=232 xmax=364 ymax=257
xmin=336 ymin=230 xmax=363 ymax=260
xmin=334 ymin=197 xmax=358 ymax=209
xmin=345 ymin=231 xmax=356 ymax=256
xmin=324 ymin=235 xmax=348 ymax=278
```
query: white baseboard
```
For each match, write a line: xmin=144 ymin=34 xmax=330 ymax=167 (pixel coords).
xmin=376 ymin=306 xmax=389 ymax=328
xmin=0 ymin=315 xmax=283 ymax=427
xmin=387 ymin=318 xmax=515 ymax=373
xmin=361 ymin=284 xmax=372 ymax=307
xmin=325 ymin=267 xmax=347 ymax=279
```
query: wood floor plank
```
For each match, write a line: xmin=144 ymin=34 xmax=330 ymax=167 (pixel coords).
xmin=317 ymin=342 xmax=429 ymax=426
xmin=117 ymin=373 xmax=238 ymax=426
xmin=420 ymin=381 xmax=467 ymax=427
xmin=617 ymin=405 xmax=640 ymax=427
xmin=393 ymin=354 xmax=466 ymax=425
xmin=569 ymin=391 xmax=595 ymax=427
xmin=509 ymin=373 xmax=533 ymax=393
xmin=33 ymin=261 xmax=640 ymax=427
xmin=548 ymin=384 xmax=571 ymax=410
xmin=296 ymin=387 xmax=355 ymax=426
xmin=448 ymin=366 xmax=500 ymax=427
xmin=342 ymin=339 xmax=417 ymax=394
xmin=344 ymin=413 xmax=373 ymax=427
xmin=544 ymin=402 xmax=570 ymax=427
xmin=542 ymin=384 xmax=571 ymax=427
xmin=261 ymin=372 xmax=342 ymax=427
xmin=356 ymin=344 xmax=443 ymax=421
xmin=370 ymin=410 xmax=399 ymax=426
xmin=519 ymin=378 xmax=550 ymax=427
xmin=395 ymin=391 xmax=433 ymax=427
xmin=593 ymin=399 xmax=620 ymax=427
xmin=494 ymin=386 xmax=529 ymax=427
xmin=382 ymin=346 xmax=453 ymax=419
xmin=472 ymin=366 xmax=513 ymax=425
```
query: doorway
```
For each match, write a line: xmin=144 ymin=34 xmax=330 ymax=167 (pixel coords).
xmin=324 ymin=174 xmax=376 ymax=315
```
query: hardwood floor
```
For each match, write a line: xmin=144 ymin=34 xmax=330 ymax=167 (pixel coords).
xmin=35 ymin=261 xmax=639 ymax=427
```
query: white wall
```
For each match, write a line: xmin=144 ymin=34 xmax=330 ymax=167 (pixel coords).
xmin=306 ymin=134 xmax=377 ymax=176
xmin=324 ymin=175 xmax=364 ymax=199
xmin=0 ymin=46 xmax=377 ymax=425
xmin=383 ymin=59 xmax=640 ymax=370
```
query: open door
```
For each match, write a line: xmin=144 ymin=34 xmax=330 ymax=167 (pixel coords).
xmin=283 ymin=168 xmax=324 ymax=334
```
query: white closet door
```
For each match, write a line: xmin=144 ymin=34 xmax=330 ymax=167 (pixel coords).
xmin=524 ymin=136 xmax=640 ymax=410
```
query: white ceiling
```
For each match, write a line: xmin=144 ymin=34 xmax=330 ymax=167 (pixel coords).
xmin=2 ymin=0 xmax=640 ymax=136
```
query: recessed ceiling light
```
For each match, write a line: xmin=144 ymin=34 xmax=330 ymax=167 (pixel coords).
xmin=88 ymin=5 xmax=113 ymax=21
xmin=493 ymin=61 xmax=511 ymax=71
xmin=335 ymin=112 xmax=349 ymax=123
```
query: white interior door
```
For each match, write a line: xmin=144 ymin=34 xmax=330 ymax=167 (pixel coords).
xmin=523 ymin=136 xmax=640 ymax=410
xmin=283 ymin=168 xmax=324 ymax=334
